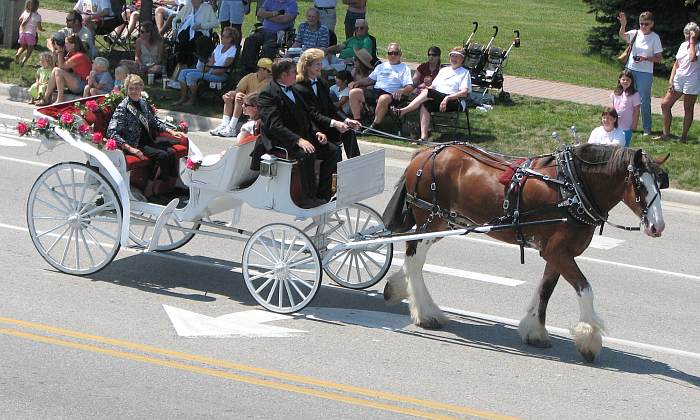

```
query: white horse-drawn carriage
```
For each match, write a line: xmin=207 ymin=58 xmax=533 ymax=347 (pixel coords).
xmin=25 ymin=97 xmax=393 ymax=313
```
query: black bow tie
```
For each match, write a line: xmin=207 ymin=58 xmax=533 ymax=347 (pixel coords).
xmin=279 ymin=84 xmax=293 ymax=92
xmin=310 ymin=80 xmax=317 ymax=86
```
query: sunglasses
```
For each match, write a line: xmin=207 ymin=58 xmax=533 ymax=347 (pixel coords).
xmin=243 ymin=103 xmax=256 ymax=108
xmin=639 ymin=22 xmax=652 ymax=27
xmin=387 ymin=51 xmax=400 ymax=56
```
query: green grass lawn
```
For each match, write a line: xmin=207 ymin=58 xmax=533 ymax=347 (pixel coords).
xmin=363 ymin=94 xmax=700 ymax=191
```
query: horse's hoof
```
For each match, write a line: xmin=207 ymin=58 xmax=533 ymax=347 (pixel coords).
xmin=580 ymin=350 xmax=596 ymax=363
xmin=417 ymin=317 xmax=446 ymax=330
xmin=526 ymin=338 xmax=552 ymax=348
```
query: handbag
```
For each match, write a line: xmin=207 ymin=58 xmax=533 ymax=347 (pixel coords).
xmin=617 ymin=31 xmax=638 ymax=66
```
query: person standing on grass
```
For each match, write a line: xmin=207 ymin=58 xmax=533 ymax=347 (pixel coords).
xmin=16 ymin=0 xmax=44 ymax=66
xmin=611 ymin=69 xmax=640 ymax=147
xmin=342 ymin=0 xmax=366 ymax=40
xmin=217 ymin=0 xmax=247 ymax=34
xmin=588 ymin=107 xmax=626 ymax=146
xmin=618 ymin=11 xmax=663 ymax=136
xmin=314 ymin=0 xmax=337 ymax=33
xmin=657 ymin=22 xmax=699 ymax=143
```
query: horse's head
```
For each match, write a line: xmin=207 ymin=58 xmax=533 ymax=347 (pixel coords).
xmin=622 ymin=149 xmax=669 ymax=237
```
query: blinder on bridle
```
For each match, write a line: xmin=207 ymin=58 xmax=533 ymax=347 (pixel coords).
xmin=626 ymin=155 xmax=668 ymax=220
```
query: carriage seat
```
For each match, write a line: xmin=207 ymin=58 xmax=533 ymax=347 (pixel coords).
xmin=185 ymin=134 xmax=259 ymax=192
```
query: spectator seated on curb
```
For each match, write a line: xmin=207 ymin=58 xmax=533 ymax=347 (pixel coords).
xmin=48 ymin=11 xmax=96 ymax=59
xmin=211 ymin=57 xmax=273 ymax=137
xmin=348 ymin=42 xmax=413 ymax=133
xmin=38 ymin=35 xmax=93 ymax=106
xmin=392 ymin=47 xmax=472 ymax=142
xmin=239 ymin=0 xmax=298 ymax=73
xmin=83 ymin=56 xmax=115 ymax=96
xmin=291 ymin=7 xmax=330 ymax=50
xmin=119 ymin=22 xmax=165 ymax=79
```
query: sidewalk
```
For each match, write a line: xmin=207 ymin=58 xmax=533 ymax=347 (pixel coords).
xmin=41 ymin=8 xmax=696 ymax=121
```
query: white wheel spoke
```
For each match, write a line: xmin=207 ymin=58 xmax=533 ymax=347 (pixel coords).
xmin=83 ymin=226 xmax=110 ymax=257
xmin=59 ymin=227 xmax=75 ymax=266
xmin=81 ymin=201 xmax=114 ymax=218
xmin=35 ymin=220 xmax=70 ymax=239
xmin=288 ymin=275 xmax=307 ymax=297
xmin=265 ymin=279 xmax=279 ymax=303
xmin=250 ymin=248 xmax=276 ymax=265
xmin=359 ymin=250 xmax=383 ymax=270
xmin=285 ymin=242 xmax=308 ymax=264
xmin=85 ymin=222 xmax=119 ymax=243
xmin=287 ymin=255 xmax=314 ymax=269
xmin=288 ymin=272 xmax=314 ymax=290
xmin=75 ymin=225 xmax=81 ymax=269
xmin=45 ymin=225 xmax=72 ymax=254
xmin=52 ymin=172 xmax=75 ymax=211
xmin=283 ymin=232 xmax=299 ymax=260
xmin=332 ymin=251 xmax=352 ymax=276
xmin=260 ymin=233 xmax=279 ymax=262
xmin=70 ymin=167 xmax=78 ymax=209
xmin=32 ymin=216 xmax=66 ymax=221
xmin=247 ymin=268 xmax=276 ymax=282
xmin=78 ymin=228 xmax=96 ymax=267
xmin=353 ymin=253 xmax=363 ymax=282
xmin=35 ymin=195 xmax=70 ymax=216
xmin=77 ymin=187 xmax=103 ymax=214
xmin=255 ymin=276 xmax=275 ymax=294
xmin=284 ymin=279 xmax=295 ymax=307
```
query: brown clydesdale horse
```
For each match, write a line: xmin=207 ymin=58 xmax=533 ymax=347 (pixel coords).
xmin=383 ymin=143 xmax=668 ymax=362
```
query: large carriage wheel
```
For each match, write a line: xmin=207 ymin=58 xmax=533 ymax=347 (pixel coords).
xmin=27 ymin=162 xmax=122 ymax=275
xmin=128 ymin=212 xmax=199 ymax=252
xmin=319 ymin=204 xmax=393 ymax=289
xmin=242 ymin=223 xmax=322 ymax=314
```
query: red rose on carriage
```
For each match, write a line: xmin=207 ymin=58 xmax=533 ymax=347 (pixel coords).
xmin=185 ymin=158 xmax=201 ymax=170
xmin=105 ymin=139 xmax=118 ymax=151
xmin=91 ymin=132 xmax=103 ymax=144
xmin=59 ymin=113 xmax=76 ymax=127
xmin=16 ymin=121 xmax=29 ymax=136
xmin=35 ymin=117 xmax=49 ymax=129
xmin=85 ymin=100 xmax=100 ymax=113
xmin=78 ymin=123 xmax=91 ymax=135
xmin=178 ymin=121 xmax=189 ymax=133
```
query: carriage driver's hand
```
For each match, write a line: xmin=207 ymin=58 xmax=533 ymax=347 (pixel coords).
xmin=331 ymin=120 xmax=349 ymax=133
xmin=316 ymin=132 xmax=328 ymax=144
xmin=126 ymin=145 xmax=145 ymax=160
xmin=345 ymin=119 xmax=361 ymax=131
xmin=168 ymin=129 xmax=187 ymax=140
xmin=297 ymin=138 xmax=315 ymax=153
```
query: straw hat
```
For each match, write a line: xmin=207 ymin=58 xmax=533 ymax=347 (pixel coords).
xmin=353 ymin=48 xmax=374 ymax=69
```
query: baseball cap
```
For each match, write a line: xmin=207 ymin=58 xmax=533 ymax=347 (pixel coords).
xmin=257 ymin=58 xmax=273 ymax=71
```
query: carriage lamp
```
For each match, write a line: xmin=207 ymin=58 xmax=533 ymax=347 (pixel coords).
xmin=260 ymin=154 xmax=278 ymax=178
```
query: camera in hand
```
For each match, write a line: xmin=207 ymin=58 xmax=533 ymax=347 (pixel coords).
xmin=277 ymin=9 xmax=285 ymax=15
xmin=633 ymin=55 xmax=642 ymax=62
xmin=52 ymin=36 xmax=65 ymax=47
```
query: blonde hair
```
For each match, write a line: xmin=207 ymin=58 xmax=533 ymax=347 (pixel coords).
xmin=39 ymin=51 xmax=55 ymax=68
xmin=93 ymin=57 xmax=109 ymax=72
xmin=124 ymin=74 xmax=144 ymax=90
xmin=296 ymin=48 xmax=325 ymax=82
xmin=114 ymin=65 xmax=129 ymax=80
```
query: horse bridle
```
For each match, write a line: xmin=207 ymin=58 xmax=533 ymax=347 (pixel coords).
xmin=625 ymin=157 xmax=668 ymax=227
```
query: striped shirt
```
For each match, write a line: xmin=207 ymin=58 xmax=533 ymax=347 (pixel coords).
xmin=294 ymin=23 xmax=330 ymax=49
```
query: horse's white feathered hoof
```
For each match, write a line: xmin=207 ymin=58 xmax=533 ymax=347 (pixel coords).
xmin=412 ymin=311 xmax=448 ymax=330
xmin=571 ymin=321 xmax=603 ymax=362
xmin=383 ymin=271 xmax=408 ymax=305
xmin=518 ymin=315 xmax=551 ymax=348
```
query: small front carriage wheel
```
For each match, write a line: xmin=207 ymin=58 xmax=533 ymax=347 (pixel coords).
xmin=242 ymin=223 xmax=322 ymax=313
xmin=27 ymin=162 xmax=122 ymax=275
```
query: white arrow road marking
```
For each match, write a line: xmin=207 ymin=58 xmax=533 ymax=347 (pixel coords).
xmin=589 ymin=235 xmax=625 ymax=250
xmin=163 ymin=304 xmax=307 ymax=338
xmin=299 ymin=308 xmax=412 ymax=331
xmin=0 ymin=136 xmax=27 ymax=147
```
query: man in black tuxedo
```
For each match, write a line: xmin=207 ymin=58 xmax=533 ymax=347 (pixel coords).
xmin=293 ymin=50 xmax=361 ymax=158
xmin=253 ymin=58 xmax=341 ymax=207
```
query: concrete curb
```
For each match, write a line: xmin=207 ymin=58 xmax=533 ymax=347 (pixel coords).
xmin=2 ymin=82 xmax=698 ymax=207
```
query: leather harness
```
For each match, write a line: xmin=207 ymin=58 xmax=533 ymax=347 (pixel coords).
xmin=404 ymin=143 xmax=648 ymax=264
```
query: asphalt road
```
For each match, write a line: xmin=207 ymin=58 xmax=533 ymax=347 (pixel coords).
xmin=1 ymin=100 xmax=699 ymax=420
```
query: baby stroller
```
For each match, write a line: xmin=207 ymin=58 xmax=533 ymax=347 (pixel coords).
xmin=463 ymin=22 xmax=487 ymax=81
xmin=473 ymin=30 xmax=520 ymax=104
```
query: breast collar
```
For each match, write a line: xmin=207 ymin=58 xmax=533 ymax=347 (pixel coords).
xmin=556 ymin=146 xmax=608 ymax=227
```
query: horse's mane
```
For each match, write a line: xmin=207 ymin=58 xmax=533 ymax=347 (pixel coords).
xmin=572 ymin=144 xmax=634 ymax=175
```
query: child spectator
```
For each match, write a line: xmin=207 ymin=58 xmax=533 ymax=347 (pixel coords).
xmin=28 ymin=52 xmax=54 ymax=104
xmin=16 ymin=0 xmax=44 ymax=66
xmin=84 ymin=57 xmax=115 ymax=96
xmin=610 ymin=69 xmax=640 ymax=147
xmin=236 ymin=92 xmax=261 ymax=145
xmin=114 ymin=65 xmax=129 ymax=91
xmin=330 ymin=70 xmax=351 ymax=115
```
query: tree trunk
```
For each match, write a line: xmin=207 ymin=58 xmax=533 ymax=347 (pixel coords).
xmin=0 ymin=0 xmax=24 ymax=49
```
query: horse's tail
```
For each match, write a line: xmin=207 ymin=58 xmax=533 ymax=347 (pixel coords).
xmin=382 ymin=173 xmax=415 ymax=233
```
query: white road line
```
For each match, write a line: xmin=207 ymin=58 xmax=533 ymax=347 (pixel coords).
xmin=452 ymin=235 xmax=700 ymax=283
xmin=0 ymin=155 xmax=50 ymax=168
xmin=439 ymin=305 xmax=700 ymax=361
xmin=391 ymin=256 xmax=524 ymax=287
xmin=4 ymin=221 xmax=699 ymax=360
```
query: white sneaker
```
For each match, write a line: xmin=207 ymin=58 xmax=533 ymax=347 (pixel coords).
xmin=219 ymin=126 xmax=237 ymax=137
xmin=209 ymin=123 xmax=228 ymax=136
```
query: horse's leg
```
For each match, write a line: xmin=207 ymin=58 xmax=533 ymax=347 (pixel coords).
xmin=383 ymin=265 xmax=408 ymax=305
xmin=518 ymin=262 xmax=560 ymax=348
xmin=555 ymin=257 xmax=606 ymax=362
xmin=404 ymin=239 xmax=448 ymax=329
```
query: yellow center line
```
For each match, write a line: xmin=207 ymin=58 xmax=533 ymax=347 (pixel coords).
xmin=0 ymin=328 xmax=458 ymax=420
xmin=0 ymin=317 xmax=518 ymax=420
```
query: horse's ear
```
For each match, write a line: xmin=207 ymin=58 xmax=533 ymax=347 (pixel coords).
xmin=654 ymin=153 xmax=670 ymax=166
xmin=633 ymin=149 xmax=644 ymax=167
